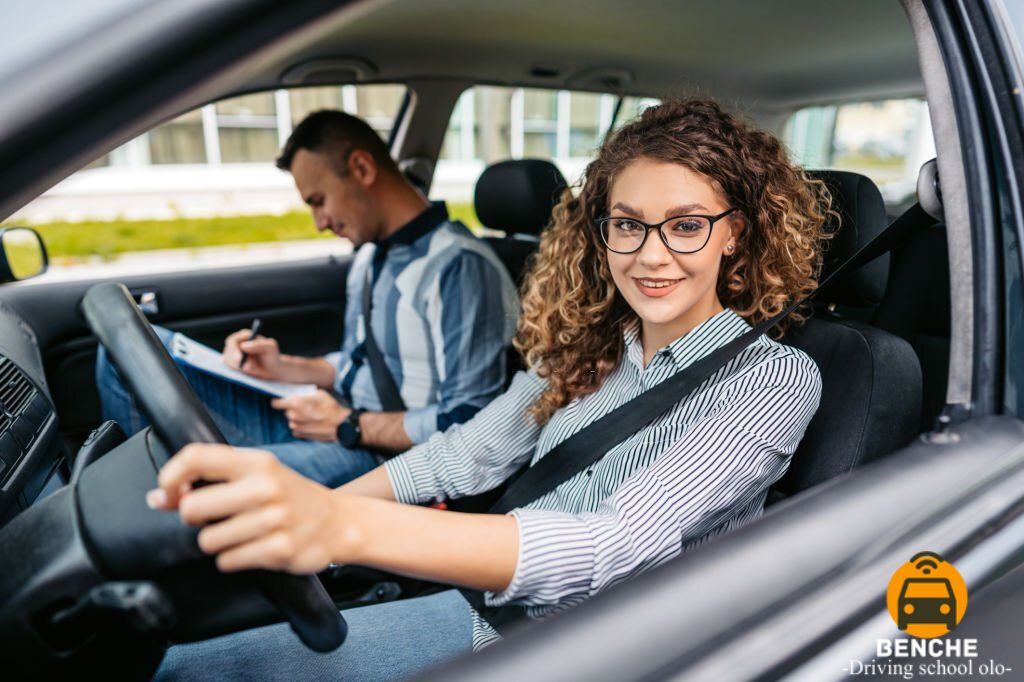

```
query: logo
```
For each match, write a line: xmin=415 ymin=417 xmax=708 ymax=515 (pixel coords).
xmin=886 ymin=551 xmax=968 ymax=638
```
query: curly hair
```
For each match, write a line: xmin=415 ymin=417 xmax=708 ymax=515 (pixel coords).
xmin=516 ymin=97 xmax=833 ymax=425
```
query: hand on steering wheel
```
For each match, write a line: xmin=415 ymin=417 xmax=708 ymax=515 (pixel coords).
xmin=81 ymin=282 xmax=346 ymax=652
xmin=148 ymin=444 xmax=345 ymax=575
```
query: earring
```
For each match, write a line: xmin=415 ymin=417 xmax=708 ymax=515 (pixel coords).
xmin=726 ymin=244 xmax=735 ymax=253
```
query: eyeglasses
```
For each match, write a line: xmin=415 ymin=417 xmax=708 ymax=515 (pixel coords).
xmin=595 ymin=207 xmax=738 ymax=255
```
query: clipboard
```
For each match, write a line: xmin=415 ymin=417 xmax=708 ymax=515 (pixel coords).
xmin=170 ymin=332 xmax=317 ymax=399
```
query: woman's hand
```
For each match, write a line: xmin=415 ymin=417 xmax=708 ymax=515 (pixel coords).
xmin=147 ymin=444 xmax=519 ymax=591
xmin=146 ymin=444 xmax=349 ymax=574
xmin=271 ymin=390 xmax=350 ymax=441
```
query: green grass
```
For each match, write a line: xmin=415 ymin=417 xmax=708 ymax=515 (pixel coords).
xmin=4 ymin=203 xmax=481 ymax=263
xmin=831 ymin=153 xmax=906 ymax=170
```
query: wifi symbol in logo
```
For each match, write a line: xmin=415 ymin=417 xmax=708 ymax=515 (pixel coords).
xmin=886 ymin=552 xmax=969 ymax=638
xmin=912 ymin=551 xmax=942 ymax=575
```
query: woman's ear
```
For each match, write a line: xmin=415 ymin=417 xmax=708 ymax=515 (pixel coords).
xmin=347 ymin=149 xmax=378 ymax=187
xmin=725 ymin=213 xmax=746 ymax=254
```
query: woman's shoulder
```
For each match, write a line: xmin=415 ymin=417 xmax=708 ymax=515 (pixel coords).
xmin=728 ymin=330 xmax=823 ymax=399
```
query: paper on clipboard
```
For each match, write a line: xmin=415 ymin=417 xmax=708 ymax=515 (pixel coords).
xmin=170 ymin=333 xmax=317 ymax=399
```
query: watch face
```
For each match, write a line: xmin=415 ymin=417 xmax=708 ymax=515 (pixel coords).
xmin=338 ymin=412 xmax=361 ymax=448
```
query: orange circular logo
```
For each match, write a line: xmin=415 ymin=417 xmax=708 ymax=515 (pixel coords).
xmin=886 ymin=552 xmax=968 ymax=638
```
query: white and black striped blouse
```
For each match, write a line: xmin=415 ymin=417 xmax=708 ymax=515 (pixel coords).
xmin=384 ymin=308 xmax=822 ymax=648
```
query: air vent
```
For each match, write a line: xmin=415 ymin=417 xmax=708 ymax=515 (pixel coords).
xmin=0 ymin=355 xmax=36 ymax=435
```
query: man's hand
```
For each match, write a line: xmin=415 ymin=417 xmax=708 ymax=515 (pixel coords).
xmin=146 ymin=444 xmax=349 ymax=574
xmin=223 ymin=329 xmax=287 ymax=380
xmin=271 ymin=390 xmax=350 ymax=441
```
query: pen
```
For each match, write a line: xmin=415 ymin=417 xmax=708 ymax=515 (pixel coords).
xmin=239 ymin=318 xmax=262 ymax=370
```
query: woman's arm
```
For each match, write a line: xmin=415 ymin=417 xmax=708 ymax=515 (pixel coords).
xmin=378 ymin=370 xmax=546 ymax=504
xmin=148 ymin=444 xmax=518 ymax=592
xmin=336 ymin=465 xmax=395 ymax=500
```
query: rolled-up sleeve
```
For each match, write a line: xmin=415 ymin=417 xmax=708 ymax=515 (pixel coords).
xmin=486 ymin=366 xmax=821 ymax=607
xmin=386 ymin=370 xmax=547 ymax=504
xmin=402 ymin=404 xmax=441 ymax=447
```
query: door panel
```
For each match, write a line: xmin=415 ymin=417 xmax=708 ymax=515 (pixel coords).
xmin=0 ymin=255 xmax=352 ymax=446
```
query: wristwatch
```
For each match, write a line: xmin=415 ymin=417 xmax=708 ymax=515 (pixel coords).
xmin=336 ymin=409 xmax=365 ymax=448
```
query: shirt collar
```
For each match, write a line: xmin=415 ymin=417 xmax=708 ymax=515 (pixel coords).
xmin=623 ymin=308 xmax=752 ymax=373
xmin=380 ymin=200 xmax=448 ymax=249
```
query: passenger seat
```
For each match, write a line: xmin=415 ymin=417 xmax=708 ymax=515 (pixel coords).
xmin=475 ymin=159 xmax=568 ymax=285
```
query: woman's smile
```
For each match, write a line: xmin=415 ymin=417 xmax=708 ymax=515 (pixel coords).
xmin=633 ymin=276 xmax=685 ymax=297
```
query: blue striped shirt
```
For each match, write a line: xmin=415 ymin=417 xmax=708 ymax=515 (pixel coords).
xmin=384 ymin=308 xmax=822 ymax=647
xmin=334 ymin=202 xmax=519 ymax=445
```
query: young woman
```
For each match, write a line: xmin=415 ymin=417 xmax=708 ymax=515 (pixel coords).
xmin=152 ymin=98 xmax=830 ymax=679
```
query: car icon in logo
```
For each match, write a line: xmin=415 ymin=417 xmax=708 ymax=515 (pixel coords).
xmin=897 ymin=577 xmax=957 ymax=632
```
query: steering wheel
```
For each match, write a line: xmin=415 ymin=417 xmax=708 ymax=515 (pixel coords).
xmin=81 ymin=282 xmax=347 ymax=653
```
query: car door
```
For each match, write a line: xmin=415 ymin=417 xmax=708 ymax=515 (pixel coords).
xmin=0 ymin=258 xmax=348 ymax=448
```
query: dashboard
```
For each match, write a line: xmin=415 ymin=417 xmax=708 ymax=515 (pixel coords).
xmin=0 ymin=299 xmax=63 ymax=526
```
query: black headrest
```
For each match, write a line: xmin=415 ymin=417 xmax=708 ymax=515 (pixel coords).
xmin=474 ymin=159 xmax=568 ymax=235
xmin=808 ymin=170 xmax=890 ymax=308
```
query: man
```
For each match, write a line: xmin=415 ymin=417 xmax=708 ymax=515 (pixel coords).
xmin=96 ymin=110 xmax=519 ymax=487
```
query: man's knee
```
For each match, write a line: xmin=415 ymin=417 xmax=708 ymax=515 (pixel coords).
xmin=96 ymin=323 xmax=175 ymax=387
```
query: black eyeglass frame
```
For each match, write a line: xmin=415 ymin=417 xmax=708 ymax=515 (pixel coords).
xmin=595 ymin=207 xmax=739 ymax=254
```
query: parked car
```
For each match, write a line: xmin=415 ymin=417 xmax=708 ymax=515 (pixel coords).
xmin=0 ymin=0 xmax=1023 ymax=679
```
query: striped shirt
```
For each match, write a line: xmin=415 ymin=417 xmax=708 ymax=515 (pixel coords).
xmin=384 ymin=308 xmax=822 ymax=648
xmin=334 ymin=202 xmax=519 ymax=445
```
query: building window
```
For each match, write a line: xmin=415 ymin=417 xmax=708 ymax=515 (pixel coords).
xmin=148 ymin=109 xmax=206 ymax=164
xmin=568 ymin=92 xmax=609 ymax=158
xmin=288 ymin=84 xmax=406 ymax=140
xmin=214 ymin=93 xmax=279 ymax=164
xmin=521 ymin=89 xmax=558 ymax=158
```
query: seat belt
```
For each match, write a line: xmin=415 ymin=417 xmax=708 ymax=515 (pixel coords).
xmin=487 ymin=202 xmax=936 ymax=514
xmin=461 ymin=202 xmax=936 ymax=628
xmin=362 ymin=264 xmax=407 ymax=412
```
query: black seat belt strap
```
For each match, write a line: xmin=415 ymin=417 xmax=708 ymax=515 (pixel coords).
xmin=362 ymin=264 xmax=407 ymax=412
xmin=487 ymin=202 xmax=936 ymax=515
xmin=466 ymin=204 xmax=935 ymax=632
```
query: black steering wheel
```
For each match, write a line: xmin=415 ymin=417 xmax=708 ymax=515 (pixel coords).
xmin=81 ymin=282 xmax=347 ymax=653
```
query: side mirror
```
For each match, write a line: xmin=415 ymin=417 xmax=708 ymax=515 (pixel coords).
xmin=0 ymin=227 xmax=48 ymax=283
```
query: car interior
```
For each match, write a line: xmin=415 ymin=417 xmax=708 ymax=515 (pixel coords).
xmin=0 ymin=0 xmax=1012 ymax=676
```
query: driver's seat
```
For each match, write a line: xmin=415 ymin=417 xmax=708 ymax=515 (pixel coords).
xmin=772 ymin=171 xmax=923 ymax=499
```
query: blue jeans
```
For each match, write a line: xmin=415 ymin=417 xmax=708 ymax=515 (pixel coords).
xmin=95 ymin=326 xmax=379 ymax=488
xmin=155 ymin=590 xmax=475 ymax=681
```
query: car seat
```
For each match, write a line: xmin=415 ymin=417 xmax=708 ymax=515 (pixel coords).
xmin=774 ymin=171 xmax=924 ymax=498
xmin=474 ymin=159 xmax=568 ymax=286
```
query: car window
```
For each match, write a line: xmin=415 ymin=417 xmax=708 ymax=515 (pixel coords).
xmin=4 ymin=84 xmax=406 ymax=280
xmin=783 ymin=98 xmax=936 ymax=215
xmin=435 ymin=86 xmax=658 ymax=227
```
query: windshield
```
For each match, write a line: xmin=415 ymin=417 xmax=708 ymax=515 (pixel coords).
xmin=902 ymin=579 xmax=952 ymax=599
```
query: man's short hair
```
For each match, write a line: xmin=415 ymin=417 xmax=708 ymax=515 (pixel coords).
xmin=275 ymin=110 xmax=399 ymax=177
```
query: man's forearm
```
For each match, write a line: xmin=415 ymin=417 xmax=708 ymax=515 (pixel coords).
xmin=277 ymin=355 xmax=337 ymax=389
xmin=359 ymin=411 xmax=413 ymax=452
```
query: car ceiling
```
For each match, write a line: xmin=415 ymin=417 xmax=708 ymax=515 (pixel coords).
xmin=237 ymin=0 xmax=922 ymax=110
